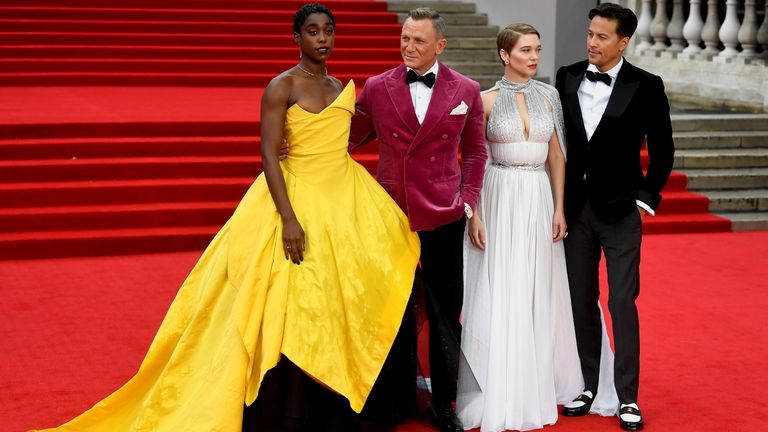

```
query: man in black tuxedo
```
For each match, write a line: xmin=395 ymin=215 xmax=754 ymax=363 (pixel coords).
xmin=555 ymin=3 xmax=674 ymax=431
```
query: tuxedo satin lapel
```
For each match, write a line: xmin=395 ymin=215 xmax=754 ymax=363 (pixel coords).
xmin=601 ymin=71 xmax=638 ymax=123
xmin=413 ymin=66 xmax=459 ymax=145
xmin=385 ymin=66 xmax=421 ymax=135
xmin=566 ymin=68 xmax=588 ymax=143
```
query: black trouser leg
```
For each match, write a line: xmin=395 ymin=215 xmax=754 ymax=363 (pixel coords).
xmin=597 ymin=208 xmax=642 ymax=404
xmin=418 ymin=216 xmax=465 ymax=408
xmin=564 ymin=202 xmax=603 ymax=394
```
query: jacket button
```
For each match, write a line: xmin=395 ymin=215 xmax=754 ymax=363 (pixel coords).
xmin=442 ymin=134 xmax=448 ymax=139
xmin=392 ymin=132 xmax=399 ymax=138
xmin=430 ymin=156 xmax=436 ymax=162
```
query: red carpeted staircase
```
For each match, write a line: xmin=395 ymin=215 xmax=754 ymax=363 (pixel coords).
xmin=641 ymin=147 xmax=731 ymax=234
xmin=0 ymin=0 xmax=403 ymax=86
xmin=0 ymin=0 xmax=729 ymax=260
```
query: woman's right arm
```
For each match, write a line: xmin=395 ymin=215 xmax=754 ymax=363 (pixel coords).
xmin=261 ymin=77 xmax=304 ymax=264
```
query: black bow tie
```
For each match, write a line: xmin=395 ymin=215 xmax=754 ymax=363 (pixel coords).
xmin=585 ymin=70 xmax=612 ymax=86
xmin=406 ymin=69 xmax=436 ymax=88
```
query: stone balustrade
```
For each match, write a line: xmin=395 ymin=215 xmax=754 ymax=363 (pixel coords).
xmin=622 ymin=0 xmax=768 ymax=110
xmin=633 ymin=0 xmax=767 ymax=63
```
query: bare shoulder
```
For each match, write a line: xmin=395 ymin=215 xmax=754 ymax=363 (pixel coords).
xmin=327 ymin=75 xmax=344 ymax=91
xmin=262 ymin=72 xmax=295 ymax=105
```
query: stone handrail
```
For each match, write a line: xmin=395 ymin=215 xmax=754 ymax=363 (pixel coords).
xmin=632 ymin=0 xmax=767 ymax=63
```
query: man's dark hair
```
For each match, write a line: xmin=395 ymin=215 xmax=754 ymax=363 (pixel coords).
xmin=293 ymin=3 xmax=335 ymax=34
xmin=588 ymin=2 xmax=638 ymax=39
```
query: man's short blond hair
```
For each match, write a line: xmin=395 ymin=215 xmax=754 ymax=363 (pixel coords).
xmin=408 ymin=8 xmax=446 ymax=38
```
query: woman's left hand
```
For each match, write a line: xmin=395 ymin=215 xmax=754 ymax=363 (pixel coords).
xmin=552 ymin=210 xmax=567 ymax=242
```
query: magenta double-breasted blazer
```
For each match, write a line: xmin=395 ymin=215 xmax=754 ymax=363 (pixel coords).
xmin=349 ymin=62 xmax=487 ymax=231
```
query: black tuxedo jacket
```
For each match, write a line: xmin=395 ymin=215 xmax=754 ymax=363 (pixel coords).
xmin=555 ymin=59 xmax=675 ymax=223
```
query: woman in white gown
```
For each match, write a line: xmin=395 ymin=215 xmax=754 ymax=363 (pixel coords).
xmin=456 ymin=24 xmax=618 ymax=432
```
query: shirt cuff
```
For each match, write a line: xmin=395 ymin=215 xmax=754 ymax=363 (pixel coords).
xmin=464 ymin=203 xmax=474 ymax=219
xmin=636 ymin=200 xmax=655 ymax=216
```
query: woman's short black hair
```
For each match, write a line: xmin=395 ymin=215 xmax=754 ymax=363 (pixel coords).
xmin=588 ymin=2 xmax=638 ymax=39
xmin=293 ymin=3 xmax=335 ymax=34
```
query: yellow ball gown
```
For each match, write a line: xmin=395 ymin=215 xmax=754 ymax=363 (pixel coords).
xmin=35 ymin=81 xmax=420 ymax=431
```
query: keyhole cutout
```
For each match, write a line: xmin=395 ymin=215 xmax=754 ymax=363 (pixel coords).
xmin=515 ymin=92 xmax=531 ymax=142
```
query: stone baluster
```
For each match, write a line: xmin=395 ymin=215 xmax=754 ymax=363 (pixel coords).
xmin=666 ymin=0 xmax=686 ymax=53
xmin=635 ymin=0 xmax=654 ymax=53
xmin=737 ymin=0 xmax=758 ymax=59
xmin=650 ymin=0 xmax=670 ymax=52
xmin=682 ymin=0 xmax=704 ymax=55
xmin=758 ymin=2 xmax=768 ymax=59
xmin=717 ymin=0 xmax=741 ymax=58
xmin=700 ymin=0 xmax=722 ymax=58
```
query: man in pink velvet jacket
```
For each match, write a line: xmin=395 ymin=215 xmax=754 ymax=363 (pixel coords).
xmin=348 ymin=8 xmax=486 ymax=432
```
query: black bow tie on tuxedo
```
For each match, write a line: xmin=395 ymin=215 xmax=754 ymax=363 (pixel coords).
xmin=406 ymin=69 xmax=436 ymax=88
xmin=585 ymin=70 xmax=612 ymax=86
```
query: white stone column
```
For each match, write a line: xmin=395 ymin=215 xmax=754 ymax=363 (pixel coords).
xmin=635 ymin=0 xmax=654 ymax=53
xmin=758 ymin=2 xmax=768 ymax=59
xmin=666 ymin=0 xmax=686 ymax=53
xmin=700 ymin=0 xmax=722 ymax=58
xmin=650 ymin=0 xmax=670 ymax=53
xmin=681 ymin=0 xmax=704 ymax=57
xmin=717 ymin=0 xmax=741 ymax=59
xmin=737 ymin=0 xmax=758 ymax=59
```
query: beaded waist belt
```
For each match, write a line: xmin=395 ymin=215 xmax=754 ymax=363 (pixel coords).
xmin=491 ymin=161 xmax=545 ymax=171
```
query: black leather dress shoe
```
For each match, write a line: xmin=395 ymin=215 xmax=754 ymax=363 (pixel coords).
xmin=561 ymin=391 xmax=594 ymax=417
xmin=619 ymin=404 xmax=644 ymax=431
xmin=430 ymin=404 xmax=463 ymax=432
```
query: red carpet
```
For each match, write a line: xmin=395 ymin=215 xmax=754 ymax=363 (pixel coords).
xmin=0 ymin=0 xmax=730 ymax=259
xmin=2 ymin=231 xmax=767 ymax=431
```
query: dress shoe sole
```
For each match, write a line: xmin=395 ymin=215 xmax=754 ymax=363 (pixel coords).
xmin=620 ymin=419 xmax=643 ymax=431
xmin=561 ymin=405 xmax=592 ymax=417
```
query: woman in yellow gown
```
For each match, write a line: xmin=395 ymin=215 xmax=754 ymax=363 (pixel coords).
xmin=34 ymin=4 xmax=419 ymax=432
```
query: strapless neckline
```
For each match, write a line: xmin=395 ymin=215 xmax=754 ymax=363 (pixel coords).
xmin=288 ymin=80 xmax=354 ymax=115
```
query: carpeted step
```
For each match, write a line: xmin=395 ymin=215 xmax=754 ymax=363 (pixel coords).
xmin=0 ymin=178 xmax=255 ymax=207
xmin=1 ymin=33 xmax=399 ymax=48
xmin=0 ymin=156 xmax=265 ymax=182
xmin=0 ymin=136 xmax=260 ymax=159
xmin=655 ymin=191 xmax=710 ymax=214
xmin=0 ymin=202 xmax=238 ymax=232
xmin=0 ymin=136 xmax=382 ymax=159
xmin=0 ymin=19 xmax=404 ymax=35
xmin=0 ymin=72 xmax=375 ymax=87
xmin=664 ymin=171 xmax=687 ymax=191
xmin=2 ymin=59 xmax=403 ymax=75
xmin=641 ymin=213 xmax=731 ymax=234
xmin=0 ymin=121 xmax=260 ymax=140
xmin=0 ymin=226 xmax=220 ymax=259
xmin=0 ymin=0 xmax=389 ymax=12
xmin=0 ymin=45 xmax=404 ymax=61
xmin=0 ymin=154 xmax=381 ymax=183
xmin=0 ymin=9 xmax=397 ymax=23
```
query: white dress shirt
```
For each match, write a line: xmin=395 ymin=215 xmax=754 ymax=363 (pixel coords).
xmin=407 ymin=61 xmax=439 ymax=125
xmin=578 ymin=58 xmax=654 ymax=215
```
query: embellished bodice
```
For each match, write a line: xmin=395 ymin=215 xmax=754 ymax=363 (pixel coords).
xmin=486 ymin=78 xmax=555 ymax=169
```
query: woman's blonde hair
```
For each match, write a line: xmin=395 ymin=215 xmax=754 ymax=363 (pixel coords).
xmin=496 ymin=23 xmax=541 ymax=65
